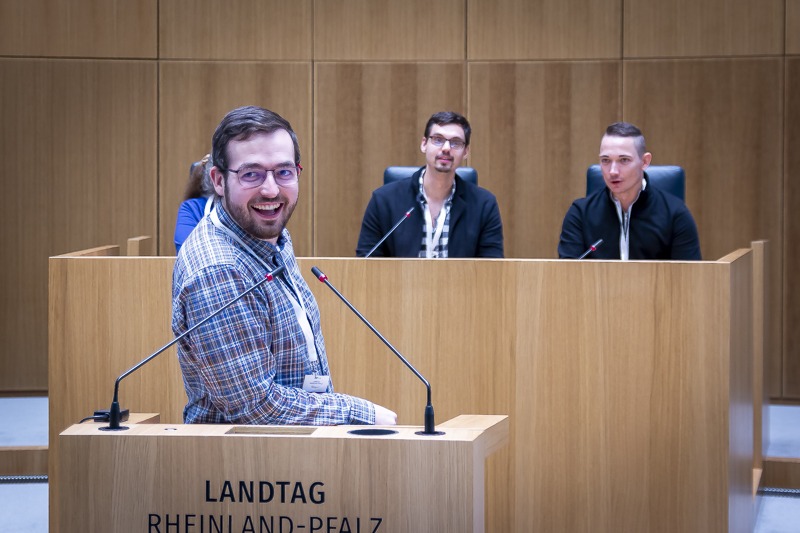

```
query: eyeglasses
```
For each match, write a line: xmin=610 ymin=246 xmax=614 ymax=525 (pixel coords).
xmin=227 ymin=164 xmax=301 ymax=189
xmin=428 ymin=135 xmax=466 ymax=151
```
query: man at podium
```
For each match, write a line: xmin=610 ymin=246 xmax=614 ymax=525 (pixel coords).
xmin=558 ymin=122 xmax=701 ymax=260
xmin=172 ymin=106 xmax=397 ymax=427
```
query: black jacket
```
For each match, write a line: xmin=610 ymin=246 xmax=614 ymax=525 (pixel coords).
xmin=558 ymin=176 xmax=701 ymax=260
xmin=356 ymin=168 xmax=504 ymax=258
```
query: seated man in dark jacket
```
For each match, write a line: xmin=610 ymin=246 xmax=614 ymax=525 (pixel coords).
xmin=558 ymin=122 xmax=701 ymax=260
xmin=356 ymin=111 xmax=504 ymax=258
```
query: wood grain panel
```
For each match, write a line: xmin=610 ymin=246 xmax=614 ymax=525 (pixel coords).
xmin=48 ymin=258 xmax=182 ymax=533
xmin=159 ymin=62 xmax=312 ymax=256
xmin=468 ymin=61 xmax=620 ymax=258
xmin=624 ymin=0 xmax=783 ymax=57
xmin=727 ymin=249 xmax=755 ymax=529
xmin=314 ymin=63 xmax=466 ymax=256
xmin=127 ymin=235 xmax=154 ymax=256
xmin=785 ymin=58 xmax=800 ymax=398
xmin=58 ymin=418 xmax=507 ymax=533
xmin=752 ymin=240 xmax=769 ymax=466
xmin=0 ymin=446 xmax=48 ymax=476
xmin=159 ymin=0 xmax=312 ymax=60
xmin=515 ymin=257 xmax=752 ymax=532
xmin=764 ymin=458 xmax=800 ymax=489
xmin=789 ymin=2 xmax=800 ymax=54
xmin=49 ymin=256 xmax=755 ymax=532
xmin=468 ymin=0 xmax=621 ymax=60
xmin=314 ymin=0 xmax=465 ymax=60
xmin=0 ymin=0 xmax=157 ymax=58
xmin=624 ymin=58 xmax=783 ymax=397
xmin=0 ymin=59 xmax=157 ymax=392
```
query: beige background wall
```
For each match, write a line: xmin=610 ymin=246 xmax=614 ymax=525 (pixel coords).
xmin=1 ymin=0 xmax=798 ymax=399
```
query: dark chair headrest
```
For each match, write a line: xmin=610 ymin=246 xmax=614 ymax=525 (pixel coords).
xmin=586 ymin=164 xmax=685 ymax=200
xmin=384 ymin=166 xmax=478 ymax=185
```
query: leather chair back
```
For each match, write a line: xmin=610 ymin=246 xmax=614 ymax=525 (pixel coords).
xmin=384 ymin=166 xmax=478 ymax=185
xmin=586 ymin=165 xmax=685 ymax=200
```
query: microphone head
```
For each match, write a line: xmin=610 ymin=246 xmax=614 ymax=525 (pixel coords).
xmin=311 ymin=266 xmax=327 ymax=282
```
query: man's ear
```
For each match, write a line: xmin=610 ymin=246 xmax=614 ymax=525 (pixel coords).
xmin=641 ymin=152 xmax=652 ymax=170
xmin=210 ymin=167 xmax=226 ymax=197
xmin=420 ymin=137 xmax=428 ymax=153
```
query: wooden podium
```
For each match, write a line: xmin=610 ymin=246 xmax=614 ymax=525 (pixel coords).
xmin=57 ymin=414 xmax=508 ymax=533
xmin=50 ymin=252 xmax=761 ymax=532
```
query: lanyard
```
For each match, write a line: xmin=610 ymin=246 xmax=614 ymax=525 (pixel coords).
xmin=611 ymin=179 xmax=646 ymax=261
xmin=419 ymin=170 xmax=454 ymax=258
xmin=209 ymin=208 xmax=320 ymax=362
xmin=423 ymin=203 xmax=449 ymax=258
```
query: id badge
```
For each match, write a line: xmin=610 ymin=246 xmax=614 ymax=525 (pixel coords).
xmin=303 ymin=374 xmax=330 ymax=393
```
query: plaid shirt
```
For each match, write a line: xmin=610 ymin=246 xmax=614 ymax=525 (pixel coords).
xmin=172 ymin=203 xmax=374 ymax=425
xmin=417 ymin=172 xmax=455 ymax=258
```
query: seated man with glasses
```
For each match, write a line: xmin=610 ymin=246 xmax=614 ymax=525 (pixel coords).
xmin=356 ymin=111 xmax=504 ymax=258
xmin=173 ymin=105 xmax=397 ymax=427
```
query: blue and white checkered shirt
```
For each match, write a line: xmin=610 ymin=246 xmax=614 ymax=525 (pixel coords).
xmin=172 ymin=203 xmax=375 ymax=425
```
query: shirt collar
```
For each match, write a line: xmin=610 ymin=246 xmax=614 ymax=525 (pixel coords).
xmin=418 ymin=168 xmax=457 ymax=205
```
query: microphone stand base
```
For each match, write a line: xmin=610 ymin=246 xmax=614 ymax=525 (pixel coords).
xmin=415 ymin=430 xmax=445 ymax=436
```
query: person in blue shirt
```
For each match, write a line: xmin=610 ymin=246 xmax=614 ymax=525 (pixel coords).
xmin=174 ymin=154 xmax=216 ymax=253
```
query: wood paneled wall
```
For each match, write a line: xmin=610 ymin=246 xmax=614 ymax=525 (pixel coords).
xmin=2 ymin=0 xmax=798 ymax=399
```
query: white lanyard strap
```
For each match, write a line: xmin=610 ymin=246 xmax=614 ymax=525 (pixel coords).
xmin=423 ymin=203 xmax=449 ymax=258
xmin=209 ymin=209 xmax=319 ymax=362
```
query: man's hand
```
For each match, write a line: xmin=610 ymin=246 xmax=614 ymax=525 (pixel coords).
xmin=374 ymin=404 xmax=398 ymax=425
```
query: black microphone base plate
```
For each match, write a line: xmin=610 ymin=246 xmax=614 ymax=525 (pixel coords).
xmin=98 ymin=425 xmax=129 ymax=431
xmin=348 ymin=428 xmax=398 ymax=436
xmin=415 ymin=430 xmax=445 ymax=436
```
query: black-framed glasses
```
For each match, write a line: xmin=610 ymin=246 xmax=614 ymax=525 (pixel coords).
xmin=428 ymin=135 xmax=466 ymax=151
xmin=227 ymin=164 xmax=302 ymax=189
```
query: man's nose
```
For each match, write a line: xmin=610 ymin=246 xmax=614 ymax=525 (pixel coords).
xmin=259 ymin=172 xmax=281 ymax=196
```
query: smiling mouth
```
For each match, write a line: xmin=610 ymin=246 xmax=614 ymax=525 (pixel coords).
xmin=252 ymin=202 xmax=281 ymax=216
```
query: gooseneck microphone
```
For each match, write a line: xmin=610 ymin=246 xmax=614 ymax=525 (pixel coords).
xmin=578 ymin=238 xmax=604 ymax=259
xmin=97 ymin=265 xmax=285 ymax=431
xmin=364 ymin=205 xmax=416 ymax=258
xmin=310 ymin=266 xmax=441 ymax=436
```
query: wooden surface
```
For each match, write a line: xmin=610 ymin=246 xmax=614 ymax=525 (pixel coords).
xmin=726 ymin=248 xmax=755 ymax=530
xmin=57 ymin=415 xmax=508 ymax=533
xmin=752 ymin=241 xmax=769 ymax=469
xmin=49 ymin=255 xmax=756 ymax=532
xmin=468 ymin=0 xmax=620 ymax=59
xmin=0 ymin=446 xmax=47 ymax=476
xmin=623 ymin=0 xmax=784 ymax=57
xmin=48 ymin=257 xmax=181 ymax=533
xmin=468 ymin=61 xmax=620 ymax=258
xmin=789 ymin=2 xmax=800 ymax=54
xmin=785 ymin=58 xmax=800 ymax=398
xmin=0 ymin=59 xmax=157 ymax=392
xmin=2 ymin=0 xmax=797 ymax=403
xmin=763 ymin=458 xmax=800 ymax=490
xmin=313 ymin=62 xmax=466 ymax=256
xmin=59 ymin=245 xmax=120 ymax=258
xmin=624 ymin=58 xmax=784 ymax=397
xmin=159 ymin=0 xmax=312 ymax=59
xmin=314 ymin=0 xmax=465 ymax=60
xmin=158 ymin=61 xmax=313 ymax=256
xmin=126 ymin=236 xmax=154 ymax=257
xmin=0 ymin=0 xmax=157 ymax=58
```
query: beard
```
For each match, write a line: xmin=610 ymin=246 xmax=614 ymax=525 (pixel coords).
xmin=222 ymin=179 xmax=298 ymax=242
